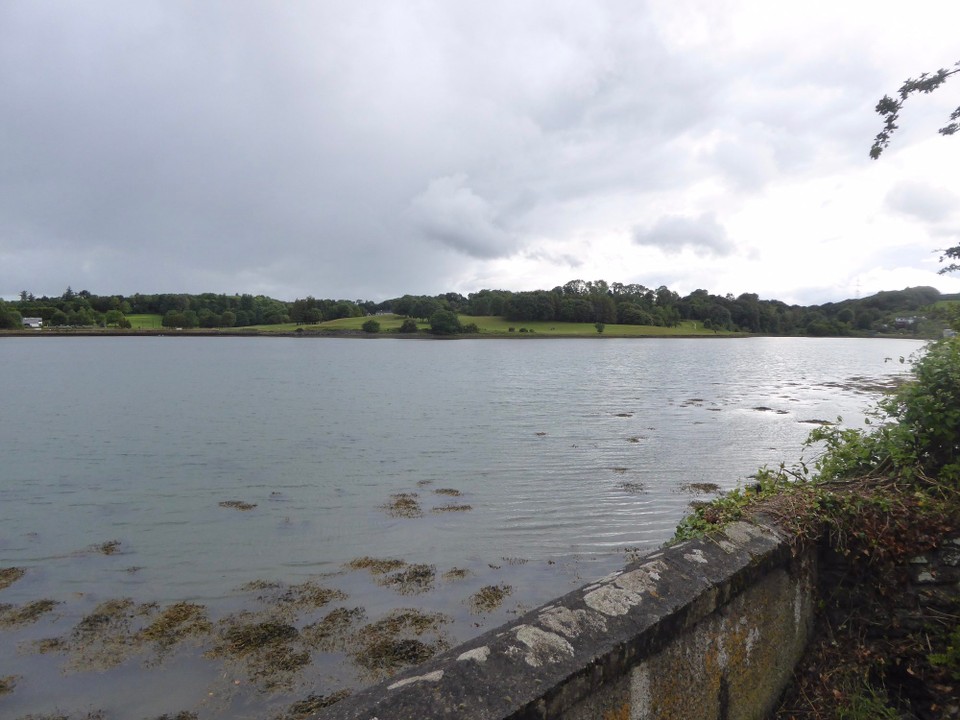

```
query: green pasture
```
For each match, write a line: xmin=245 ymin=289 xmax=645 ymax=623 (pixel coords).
xmin=118 ymin=312 xmax=736 ymax=337
xmin=465 ymin=316 xmax=732 ymax=336
xmin=315 ymin=315 xmax=734 ymax=337
xmin=126 ymin=314 xmax=163 ymax=329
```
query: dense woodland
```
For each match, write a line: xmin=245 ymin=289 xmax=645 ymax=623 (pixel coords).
xmin=1 ymin=281 xmax=957 ymax=337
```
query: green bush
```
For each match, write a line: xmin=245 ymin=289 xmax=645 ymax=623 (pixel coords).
xmin=361 ymin=319 xmax=380 ymax=334
xmin=398 ymin=318 xmax=418 ymax=333
xmin=429 ymin=310 xmax=461 ymax=335
xmin=810 ymin=337 xmax=960 ymax=484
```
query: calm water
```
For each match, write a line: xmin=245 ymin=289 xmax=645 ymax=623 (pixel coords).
xmin=0 ymin=336 xmax=924 ymax=718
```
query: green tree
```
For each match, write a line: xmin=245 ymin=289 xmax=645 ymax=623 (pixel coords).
xmin=429 ymin=309 xmax=462 ymax=335
xmin=361 ymin=319 xmax=380 ymax=333
xmin=594 ymin=321 xmax=605 ymax=334
xmin=0 ymin=302 xmax=21 ymax=329
xmin=399 ymin=318 xmax=419 ymax=333
xmin=220 ymin=311 xmax=237 ymax=328
xmin=618 ymin=303 xmax=653 ymax=326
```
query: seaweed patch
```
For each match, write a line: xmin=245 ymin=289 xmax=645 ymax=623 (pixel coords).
xmin=377 ymin=564 xmax=436 ymax=595
xmin=0 ymin=567 xmax=25 ymax=591
xmin=219 ymin=500 xmax=257 ymax=511
xmin=0 ymin=674 xmax=17 ymax=696
xmin=0 ymin=599 xmax=60 ymax=629
xmin=430 ymin=504 xmax=472 ymax=513
xmin=468 ymin=584 xmax=513 ymax=614
xmin=344 ymin=557 xmax=407 ymax=575
xmin=282 ymin=690 xmax=352 ymax=719
xmin=678 ymin=482 xmax=721 ymax=494
xmin=381 ymin=493 xmax=423 ymax=518
xmin=351 ymin=609 xmax=450 ymax=676
xmin=302 ymin=607 xmax=366 ymax=652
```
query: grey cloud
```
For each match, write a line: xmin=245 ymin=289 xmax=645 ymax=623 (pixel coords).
xmin=2 ymin=1 xmax=958 ymax=303
xmin=885 ymin=181 xmax=958 ymax=223
xmin=409 ymin=175 xmax=516 ymax=259
xmin=632 ymin=213 xmax=735 ymax=257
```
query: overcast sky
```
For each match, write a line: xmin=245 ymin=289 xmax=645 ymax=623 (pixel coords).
xmin=3 ymin=1 xmax=960 ymax=305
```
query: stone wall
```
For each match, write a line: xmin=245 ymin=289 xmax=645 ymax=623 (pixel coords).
xmin=320 ymin=518 xmax=817 ymax=720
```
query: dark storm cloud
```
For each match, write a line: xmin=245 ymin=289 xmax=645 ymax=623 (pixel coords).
xmin=632 ymin=213 xmax=735 ymax=257
xmin=2 ymin=0 xmax=707 ymax=298
xmin=2 ymin=1 xmax=959 ymax=303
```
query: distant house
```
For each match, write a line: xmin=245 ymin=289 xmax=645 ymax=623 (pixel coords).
xmin=21 ymin=317 xmax=42 ymax=329
xmin=894 ymin=316 xmax=922 ymax=329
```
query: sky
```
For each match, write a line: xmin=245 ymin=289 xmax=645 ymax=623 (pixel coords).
xmin=2 ymin=1 xmax=960 ymax=306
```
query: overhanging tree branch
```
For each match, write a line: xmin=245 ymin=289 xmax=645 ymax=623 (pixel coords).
xmin=870 ymin=61 xmax=960 ymax=159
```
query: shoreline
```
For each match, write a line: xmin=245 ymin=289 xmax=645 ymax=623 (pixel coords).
xmin=0 ymin=329 xmax=929 ymax=341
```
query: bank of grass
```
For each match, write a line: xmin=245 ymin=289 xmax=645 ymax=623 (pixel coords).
xmin=674 ymin=337 xmax=960 ymax=719
xmin=283 ymin=314 xmax=734 ymax=337
xmin=42 ymin=313 xmax=737 ymax=336
xmin=457 ymin=316 xmax=731 ymax=336
xmin=126 ymin=313 xmax=163 ymax=328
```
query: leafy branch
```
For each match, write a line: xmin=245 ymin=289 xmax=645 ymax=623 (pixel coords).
xmin=870 ymin=61 xmax=960 ymax=159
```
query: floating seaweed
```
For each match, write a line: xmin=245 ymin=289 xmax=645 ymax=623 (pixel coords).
xmin=433 ymin=488 xmax=462 ymax=497
xmin=430 ymin=504 xmax=472 ymax=513
xmin=344 ymin=557 xmax=407 ymax=575
xmin=441 ymin=567 xmax=470 ymax=581
xmin=380 ymin=493 xmax=423 ymax=518
xmin=95 ymin=540 xmax=122 ymax=555
xmin=0 ymin=674 xmax=16 ymax=696
xmin=377 ymin=564 xmax=435 ymax=595
xmin=619 ymin=481 xmax=646 ymax=494
xmin=207 ymin=615 xmax=309 ymax=691
xmin=138 ymin=602 xmax=212 ymax=657
xmin=302 ymin=607 xmax=366 ymax=652
xmin=0 ymin=599 xmax=60 ymax=629
xmin=219 ymin=500 xmax=257 ymax=511
xmin=679 ymin=482 xmax=721 ymax=494
xmin=0 ymin=567 xmax=25 ymax=591
xmin=351 ymin=609 xmax=449 ymax=676
xmin=468 ymin=584 xmax=513 ymax=614
xmin=277 ymin=581 xmax=348 ymax=611
xmin=282 ymin=690 xmax=352 ymax=719
xmin=238 ymin=579 xmax=284 ymax=592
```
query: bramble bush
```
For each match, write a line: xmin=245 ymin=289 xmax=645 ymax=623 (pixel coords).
xmin=810 ymin=337 xmax=960 ymax=485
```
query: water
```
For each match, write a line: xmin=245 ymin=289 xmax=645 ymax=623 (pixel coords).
xmin=0 ymin=336 xmax=924 ymax=718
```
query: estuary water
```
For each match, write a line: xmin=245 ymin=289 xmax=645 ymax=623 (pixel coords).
xmin=0 ymin=336 xmax=925 ymax=718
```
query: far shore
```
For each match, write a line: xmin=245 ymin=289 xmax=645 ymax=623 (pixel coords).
xmin=0 ymin=327 xmax=930 ymax=341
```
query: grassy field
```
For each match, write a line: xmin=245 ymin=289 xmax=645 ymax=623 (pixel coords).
xmin=126 ymin=314 xmax=163 ymax=328
xmin=305 ymin=314 xmax=735 ymax=337
xmin=457 ymin=316 xmax=733 ymax=337
xmin=101 ymin=312 xmax=736 ymax=337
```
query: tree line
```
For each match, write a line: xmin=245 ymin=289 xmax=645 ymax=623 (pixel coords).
xmin=1 ymin=282 xmax=956 ymax=336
